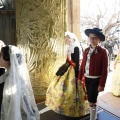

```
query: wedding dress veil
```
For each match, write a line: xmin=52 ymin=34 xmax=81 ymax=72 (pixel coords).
xmin=0 ymin=45 xmax=40 ymax=120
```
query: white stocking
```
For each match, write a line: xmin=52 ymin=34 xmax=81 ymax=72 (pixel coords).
xmin=90 ymin=106 xmax=97 ymax=120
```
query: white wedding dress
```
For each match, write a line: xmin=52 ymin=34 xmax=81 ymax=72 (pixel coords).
xmin=0 ymin=45 xmax=40 ymax=120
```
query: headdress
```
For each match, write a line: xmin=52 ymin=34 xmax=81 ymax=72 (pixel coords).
xmin=65 ymin=31 xmax=83 ymax=60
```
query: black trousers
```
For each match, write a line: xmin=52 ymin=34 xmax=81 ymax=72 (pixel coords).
xmin=85 ymin=77 xmax=100 ymax=103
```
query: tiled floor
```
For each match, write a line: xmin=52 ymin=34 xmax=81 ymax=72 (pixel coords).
xmin=98 ymin=61 xmax=120 ymax=118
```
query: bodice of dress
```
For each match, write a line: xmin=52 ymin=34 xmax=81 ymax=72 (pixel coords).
xmin=71 ymin=47 xmax=80 ymax=79
xmin=0 ymin=68 xmax=5 ymax=95
xmin=0 ymin=68 xmax=5 ymax=112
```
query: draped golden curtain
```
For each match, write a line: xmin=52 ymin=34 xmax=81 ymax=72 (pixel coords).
xmin=16 ymin=0 xmax=66 ymax=103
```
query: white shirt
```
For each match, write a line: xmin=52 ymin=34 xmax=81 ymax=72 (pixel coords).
xmin=85 ymin=47 xmax=94 ymax=76
xmin=84 ymin=47 xmax=100 ymax=78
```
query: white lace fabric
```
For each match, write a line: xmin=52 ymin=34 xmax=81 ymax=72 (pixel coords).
xmin=65 ymin=31 xmax=83 ymax=60
xmin=0 ymin=45 xmax=40 ymax=120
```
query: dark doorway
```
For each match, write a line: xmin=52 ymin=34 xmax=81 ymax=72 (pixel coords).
xmin=0 ymin=0 xmax=16 ymax=45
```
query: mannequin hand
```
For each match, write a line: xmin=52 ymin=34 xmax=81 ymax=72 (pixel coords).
xmin=98 ymin=86 xmax=104 ymax=92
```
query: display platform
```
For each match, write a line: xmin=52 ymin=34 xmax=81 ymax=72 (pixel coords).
xmin=37 ymin=102 xmax=90 ymax=120
xmin=98 ymin=92 xmax=120 ymax=119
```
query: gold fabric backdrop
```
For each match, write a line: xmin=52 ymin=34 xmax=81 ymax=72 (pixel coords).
xmin=16 ymin=0 xmax=66 ymax=103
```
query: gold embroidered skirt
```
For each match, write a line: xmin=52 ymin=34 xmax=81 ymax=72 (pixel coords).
xmin=45 ymin=66 xmax=88 ymax=117
xmin=112 ymin=62 xmax=120 ymax=96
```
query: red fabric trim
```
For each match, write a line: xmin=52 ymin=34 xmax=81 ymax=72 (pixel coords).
xmin=82 ymin=76 xmax=88 ymax=100
xmin=67 ymin=57 xmax=75 ymax=68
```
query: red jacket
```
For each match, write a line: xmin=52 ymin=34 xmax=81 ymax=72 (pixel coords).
xmin=78 ymin=45 xmax=108 ymax=87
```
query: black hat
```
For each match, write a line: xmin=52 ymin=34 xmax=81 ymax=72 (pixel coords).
xmin=85 ymin=28 xmax=105 ymax=41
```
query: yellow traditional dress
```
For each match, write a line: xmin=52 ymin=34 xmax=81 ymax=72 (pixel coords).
xmin=45 ymin=47 xmax=88 ymax=117
xmin=112 ymin=54 xmax=120 ymax=96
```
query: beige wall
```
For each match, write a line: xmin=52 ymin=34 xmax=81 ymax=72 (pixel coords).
xmin=66 ymin=0 xmax=80 ymax=40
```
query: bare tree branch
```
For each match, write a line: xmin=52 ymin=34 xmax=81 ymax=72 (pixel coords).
xmin=80 ymin=0 xmax=120 ymax=40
